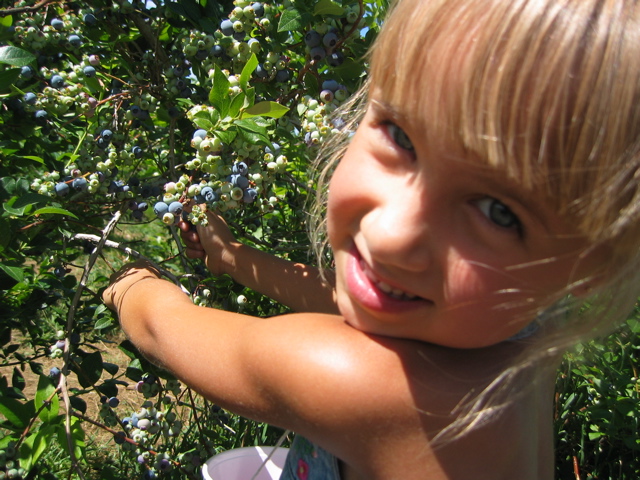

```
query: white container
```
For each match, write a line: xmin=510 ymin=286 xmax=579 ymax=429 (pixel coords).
xmin=202 ymin=446 xmax=290 ymax=480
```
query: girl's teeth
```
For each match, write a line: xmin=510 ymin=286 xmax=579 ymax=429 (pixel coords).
xmin=360 ymin=259 xmax=416 ymax=300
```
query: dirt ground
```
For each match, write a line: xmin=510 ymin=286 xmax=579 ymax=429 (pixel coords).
xmin=3 ymin=329 xmax=145 ymax=447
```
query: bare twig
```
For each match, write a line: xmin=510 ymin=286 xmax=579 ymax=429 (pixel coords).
xmin=72 ymin=232 xmax=188 ymax=292
xmin=60 ymin=210 xmax=124 ymax=480
xmin=0 ymin=0 xmax=57 ymax=17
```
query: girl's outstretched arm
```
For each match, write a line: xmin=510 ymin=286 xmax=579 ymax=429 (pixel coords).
xmin=101 ymin=260 xmax=395 ymax=436
xmin=179 ymin=210 xmax=337 ymax=314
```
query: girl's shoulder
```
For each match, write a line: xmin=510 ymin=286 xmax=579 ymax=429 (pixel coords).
xmin=233 ymin=312 xmax=529 ymax=433
xmin=252 ymin=313 xmax=555 ymax=479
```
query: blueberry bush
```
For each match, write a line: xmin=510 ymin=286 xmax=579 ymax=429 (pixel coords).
xmin=0 ymin=1 xmax=637 ymax=479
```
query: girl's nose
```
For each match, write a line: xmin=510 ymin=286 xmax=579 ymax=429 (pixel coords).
xmin=361 ymin=190 xmax=432 ymax=272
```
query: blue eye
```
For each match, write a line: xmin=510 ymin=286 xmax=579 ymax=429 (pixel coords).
xmin=386 ymin=123 xmax=414 ymax=152
xmin=475 ymin=198 xmax=521 ymax=230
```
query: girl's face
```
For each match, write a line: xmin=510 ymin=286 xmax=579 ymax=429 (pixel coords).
xmin=327 ymin=94 xmax=603 ymax=348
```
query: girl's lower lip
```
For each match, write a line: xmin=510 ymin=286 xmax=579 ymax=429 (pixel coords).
xmin=345 ymin=246 xmax=430 ymax=313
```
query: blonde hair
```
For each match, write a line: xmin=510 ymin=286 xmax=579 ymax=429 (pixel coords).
xmin=310 ymin=0 xmax=640 ymax=442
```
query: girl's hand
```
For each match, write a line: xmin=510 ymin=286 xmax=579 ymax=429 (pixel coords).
xmin=103 ymin=259 xmax=162 ymax=312
xmin=178 ymin=210 xmax=238 ymax=277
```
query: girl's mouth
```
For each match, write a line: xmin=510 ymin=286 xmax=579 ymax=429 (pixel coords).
xmin=345 ymin=245 xmax=431 ymax=312
xmin=359 ymin=258 xmax=418 ymax=300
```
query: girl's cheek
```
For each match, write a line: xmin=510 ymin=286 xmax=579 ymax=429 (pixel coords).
xmin=444 ymin=255 xmax=512 ymax=306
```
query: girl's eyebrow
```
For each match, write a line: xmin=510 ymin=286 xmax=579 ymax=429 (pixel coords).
xmin=369 ymin=97 xmax=410 ymax=123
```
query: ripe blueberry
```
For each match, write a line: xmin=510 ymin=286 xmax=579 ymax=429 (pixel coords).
xmin=68 ymin=34 xmax=82 ymax=47
xmin=200 ymin=186 xmax=216 ymax=203
xmin=168 ymin=201 xmax=183 ymax=215
xmin=153 ymin=202 xmax=169 ymax=217
xmin=54 ymin=182 xmax=70 ymax=196
xmin=310 ymin=46 xmax=326 ymax=62
xmin=305 ymin=30 xmax=322 ymax=48
xmin=193 ymin=129 xmax=207 ymax=140
xmin=275 ymin=69 xmax=290 ymax=83
xmin=323 ymin=32 xmax=339 ymax=48
xmin=23 ymin=92 xmax=36 ymax=104
xmin=72 ymin=177 xmax=88 ymax=191
xmin=83 ymin=13 xmax=97 ymax=26
xmin=220 ymin=19 xmax=234 ymax=36
xmin=101 ymin=129 xmax=113 ymax=141
xmin=50 ymin=75 xmax=64 ymax=89
xmin=255 ymin=64 xmax=269 ymax=78
xmin=232 ymin=162 xmax=248 ymax=175
xmin=321 ymin=79 xmax=340 ymax=92
xmin=20 ymin=65 xmax=34 ymax=79
xmin=211 ymin=45 xmax=224 ymax=57
xmin=252 ymin=2 xmax=265 ymax=17
xmin=327 ymin=51 xmax=345 ymax=67
xmin=243 ymin=188 xmax=258 ymax=203
xmin=83 ymin=66 xmax=96 ymax=78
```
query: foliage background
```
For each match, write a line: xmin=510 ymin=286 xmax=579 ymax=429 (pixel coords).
xmin=0 ymin=1 xmax=637 ymax=479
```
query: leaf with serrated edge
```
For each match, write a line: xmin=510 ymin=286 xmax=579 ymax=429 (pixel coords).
xmin=278 ymin=8 xmax=303 ymax=32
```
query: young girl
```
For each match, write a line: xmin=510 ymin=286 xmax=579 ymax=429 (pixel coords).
xmin=104 ymin=0 xmax=640 ymax=478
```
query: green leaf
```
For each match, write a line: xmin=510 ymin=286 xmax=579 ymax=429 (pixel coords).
xmin=278 ymin=8 xmax=305 ymax=32
xmin=242 ymin=101 xmax=290 ymax=119
xmin=36 ymin=375 xmax=59 ymax=422
xmin=0 ymin=218 xmax=11 ymax=249
xmin=1 ymin=177 xmax=16 ymax=196
xmin=228 ymin=92 xmax=246 ymax=119
xmin=331 ymin=57 xmax=365 ymax=82
xmin=94 ymin=316 xmax=113 ymax=330
xmin=0 ymin=46 xmax=36 ymax=67
xmin=303 ymin=71 xmax=319 ymax=97
xmin=31 ymin=207 xmax=79 ymax=219
xmin=239 ymin=53 xmax=259 ymax=91
xmin=0 ymin=15 xmax=12 ymax=28
xmin=19 ymin=426 xmax=55 ymax=472
xmin=627 ymin=318 xmax=640 ymax=333
xmin=69 ymin=396 xmax=87 ymax=415
xmin=233 ymin=118 xmax=268 ymax=136
xmin=214 ymin=128 xmax=237 ymax=145
xmin=236 ymin=126 xmax=271 ymax=146
xmin=588 ymin=431 xmax=605 ymax=441
xmin=209 ymin=64 xmax=230 ymax=117
xmin=56 ymin=416 xmax=85 ymax=460
xmin=12 ymin=367 xmax=25 ymax=391
xmin=0 ymin=68 xmax=20 ymax=92
xmin=77 ymin=352 xmax=103 ymax=388
xmin=314 ymin=0 xmax=345 ymax=16
xmin=0 ymin=263 xmax=24 ymax=282
xmin=102 ymin=362 xmax=119 ymax=376
xmin=0 ymin=396 xmax=31 ymax=429
xmin=20 ymin=155 xmax=45 ymax=165
xmin=199 ymin=17 xmax=218 ymax=35
xmin=245 ymin=86 xmax=255 ymax=107
xmin=192 ymin=116 xmax=214 ymax=131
